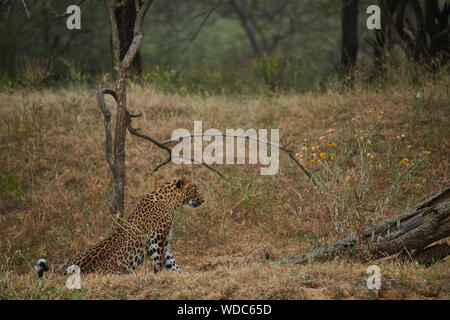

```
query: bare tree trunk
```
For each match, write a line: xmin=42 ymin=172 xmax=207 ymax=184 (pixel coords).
xmin=99 ymin=0 xmax=154 ymax=216
xmin=280 ymin=188 xmax=450 ymax=265
xmin=340 ymin=0 xmax=359 ymax=81
xmin=111 ymin=69 xmax=127 ymax=215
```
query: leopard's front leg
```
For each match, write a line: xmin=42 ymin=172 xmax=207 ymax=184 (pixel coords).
xmin=146 ymin=235 xmax=164 ymax=274
xmin=162 ymin=225 xmax=181 ymax=272
xmin=163 ymin=245 xmax=181 ymax=272
xmin=153 ymin=240 xmax=165 ymax=274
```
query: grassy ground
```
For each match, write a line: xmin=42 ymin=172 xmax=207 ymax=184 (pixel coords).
xmin=0 ymin=65 xmax=449 ymax=299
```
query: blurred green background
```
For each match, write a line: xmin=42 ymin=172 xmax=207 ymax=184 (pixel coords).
xmin=0 ymin=0 xmax=448 ymax=93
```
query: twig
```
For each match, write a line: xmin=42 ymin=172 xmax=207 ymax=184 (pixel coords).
xmin=161 ymin=132 xmax=316 ymax=186
xmin=52 ymin=0 xmax=85 ymax=20
xmin=21 ymin=0 xmax=30 ymax=17
xmin=146 ymin=0 xmax=226 ymax=50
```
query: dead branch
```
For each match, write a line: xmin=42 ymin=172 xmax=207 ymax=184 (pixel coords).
xmin=3 ymin=0 xmax=30 ymax=18
xmin=126 ymin=114 xmax=224 ymax=178
xmin=96 ymin=88 xmax=117 ymax=172
xmin=160 ymin=133 xmax=316 ymax=185
xmin=125 ymin=118 xmax=319 ymax=183
xmin=279 ymin=187 xmax=450 ymax=265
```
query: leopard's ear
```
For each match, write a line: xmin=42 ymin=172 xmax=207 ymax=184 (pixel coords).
xmin=176 ymin=177 xmax=188 ymax=189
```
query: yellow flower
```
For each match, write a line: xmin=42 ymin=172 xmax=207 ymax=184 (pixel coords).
xmin=320 ymin=152 xmax=326 ymax=159
xmin=402 ymin=156 xmax=408 ymax=164
xmin=326 ymin=142 xmax=335 ymax=148
xmin=311 ymin=159 xmax=317 ymax=163
xmin=330 ymin=153 xmax=335 ymax=160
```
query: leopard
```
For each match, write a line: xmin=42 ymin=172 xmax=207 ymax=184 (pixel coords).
xmin=34 ymin=177 xmax=204 ymax=278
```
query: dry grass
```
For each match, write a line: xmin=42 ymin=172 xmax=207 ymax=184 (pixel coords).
xmin=0 ymin=68 xmax=449 ymax=299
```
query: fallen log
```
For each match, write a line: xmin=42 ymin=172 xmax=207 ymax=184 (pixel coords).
xmin=279 ymin=187 xmax=450 ymax=265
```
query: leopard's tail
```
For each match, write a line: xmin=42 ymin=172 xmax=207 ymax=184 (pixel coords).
xmin=34 ymin=259 xmax=50 ymax=278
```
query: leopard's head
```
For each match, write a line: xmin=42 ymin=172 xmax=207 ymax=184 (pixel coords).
xmin=176 ymin=177 xmax=205 ymax=208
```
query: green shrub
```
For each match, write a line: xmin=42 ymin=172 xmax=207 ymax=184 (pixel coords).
xmin=0 ymin=172 xmax=22 ymax=200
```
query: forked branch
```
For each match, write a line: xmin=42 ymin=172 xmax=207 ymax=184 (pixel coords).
xmin=126 ymin=113 xmax=225 ymax=178
xmin=160 ymin=133 xmax=316 ymax=185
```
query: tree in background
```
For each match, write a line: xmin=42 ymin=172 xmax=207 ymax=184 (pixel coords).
xmin=340 ymin=0 xmax=359 ymax=82
xmin=226 ymin=0 xmax=308 ymax=57
xmin=375 ymin=0 xmax=449 ymax=64
xmin=114 ymin=0 xmax=142 ymax=74
xmin=0 ymin=1 xmax=109 ymax=80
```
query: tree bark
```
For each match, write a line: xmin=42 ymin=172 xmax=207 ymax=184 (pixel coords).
xmin=280 ymin=188 xmax=450 ymax=265
xmin=340 ymin=0 xmax=359 ymax=81
xmin=114 ymin=0 xmax=142 ymax=75
xmin=111 ymin=69 xmax=127 ymax=215
xmin=100 ymin=0 xmax=154 ymax=216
